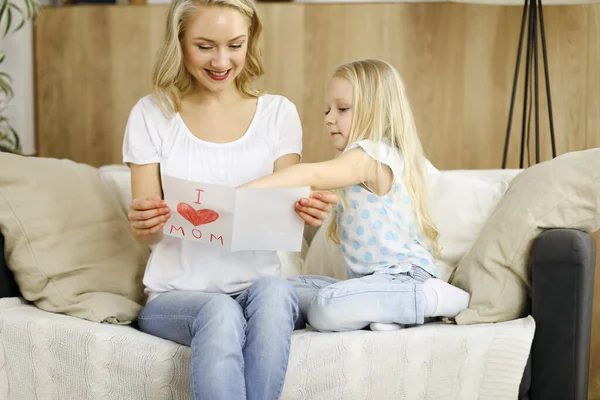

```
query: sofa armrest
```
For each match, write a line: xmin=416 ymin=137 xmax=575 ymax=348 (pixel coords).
xmin=530 ymin=228 xmax=596 ymax=400
xmin=0 ymin=233 xmax=21 ymax=299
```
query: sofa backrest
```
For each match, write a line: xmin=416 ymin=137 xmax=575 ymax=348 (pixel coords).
xmin=98 ymin=164 xmax=522 ymax=275
xmin=0 ymin=163 xmax=523 ymax=299
xmin=0 ymin=165 xmax=521 ymax=297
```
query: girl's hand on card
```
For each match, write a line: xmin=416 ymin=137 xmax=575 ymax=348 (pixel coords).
xmin=295 ymin=191 xmax=339 ymax=227
xmin=128 ymin=197 xmax=171 ymax=236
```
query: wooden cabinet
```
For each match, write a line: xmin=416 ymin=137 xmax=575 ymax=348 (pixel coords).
xmin=34 ymin=3 xmax=600 ymax=170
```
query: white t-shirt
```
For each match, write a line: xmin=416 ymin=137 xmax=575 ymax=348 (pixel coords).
xmin=122 ymin=93 xmax=303 ymax=299
xmin=336 ymin=140 xmax=438 ymax=278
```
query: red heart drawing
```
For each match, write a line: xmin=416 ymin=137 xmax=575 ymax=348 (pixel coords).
xmin=176 ymin=202 xmax=219 ymax=226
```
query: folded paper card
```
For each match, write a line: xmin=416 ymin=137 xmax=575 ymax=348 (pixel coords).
xmin=161 ymin=175 xmax=310 ymax=252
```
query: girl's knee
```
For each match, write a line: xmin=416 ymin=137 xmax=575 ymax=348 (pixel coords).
xmin=306 ymin=292 xmax=345 ymax=332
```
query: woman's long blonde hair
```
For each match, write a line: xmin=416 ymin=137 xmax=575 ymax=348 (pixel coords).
xmin=326 ymin=58 xmax=440 ymax=258
xmin=152 ymin=0 xmax=264 ymax=115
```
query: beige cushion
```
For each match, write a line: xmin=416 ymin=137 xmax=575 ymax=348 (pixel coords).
xmin=451 ymin=149 xmax=600 ymax=324
xmin=0 ymin=154 xmax=149 ymax=324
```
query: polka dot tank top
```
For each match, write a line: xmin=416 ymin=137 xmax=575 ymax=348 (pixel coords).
xmin=336 ymin=140 xmax=438 ymax=278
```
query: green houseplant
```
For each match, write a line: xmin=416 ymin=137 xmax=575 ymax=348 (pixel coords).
xmin=0 ymin=0 xmax=41 ymax=154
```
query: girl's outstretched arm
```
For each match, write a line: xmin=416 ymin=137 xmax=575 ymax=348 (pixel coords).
xmin=272 ymin=152 xmax=338 ymax=226
xmin=241 ymin=149 xmax=391 ymax=192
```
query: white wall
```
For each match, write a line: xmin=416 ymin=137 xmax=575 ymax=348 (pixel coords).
xmin=2 ymin=0 xmax=60 ymax=156
xmin=1 ymin=20 xmax=35 ymax=155
xmin=2 ymin=0 xmax=131 ymax=156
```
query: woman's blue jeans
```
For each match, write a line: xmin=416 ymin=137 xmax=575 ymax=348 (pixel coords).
xmin=137 ymin=276 xmax=298 ymax=400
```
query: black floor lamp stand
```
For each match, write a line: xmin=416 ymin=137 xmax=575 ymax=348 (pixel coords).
xmin=502 ymin=0 xmax=557 ymax=169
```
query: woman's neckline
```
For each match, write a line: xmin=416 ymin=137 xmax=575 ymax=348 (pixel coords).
xmin=176 ymin=95 xmax=263 ymax=148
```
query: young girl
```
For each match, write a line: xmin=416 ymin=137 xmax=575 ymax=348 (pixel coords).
xmin=122 ymin=0 xmax=337 ymax=399
xmin=242 ymin=58 xmax=470 ymax=332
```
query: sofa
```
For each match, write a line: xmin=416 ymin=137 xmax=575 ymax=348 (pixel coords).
xmin=0 ymin=156 xmax=597 ymax=400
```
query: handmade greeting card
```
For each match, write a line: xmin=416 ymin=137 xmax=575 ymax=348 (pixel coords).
xmin=161 ymin=175 xmax=310 ymax=252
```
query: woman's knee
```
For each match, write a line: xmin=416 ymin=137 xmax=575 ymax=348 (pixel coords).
xmin=137 ymin=293 xmax=245 ymax=345
xmin=245 ymin=276 xmax=299 ymax=321
xmin=195 ymin=295 xmax=246 ymax=336
xmin=251 ymin=276 xmax=298 ymax=304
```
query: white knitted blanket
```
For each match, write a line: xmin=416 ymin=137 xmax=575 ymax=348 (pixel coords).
xmin=0 ymin=298 xmax=534 ymax=400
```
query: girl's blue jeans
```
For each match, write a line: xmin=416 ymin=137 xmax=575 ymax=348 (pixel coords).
xmin=291 ymin=266 xmax=431 ymax=332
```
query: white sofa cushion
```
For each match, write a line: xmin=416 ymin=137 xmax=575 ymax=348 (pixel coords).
xmin=428 ymin=169 xmax=520 ymax=264
xmin=304 ymin=169 xmax=521 ymax=281
xmin=0 ymin=297 xmax=535 ymax=400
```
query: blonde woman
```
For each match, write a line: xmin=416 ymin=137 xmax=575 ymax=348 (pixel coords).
xmin=122 ymin=0 xmax=337 ymax=398
xmin=242 ymin=59 xmax=470 ymax=332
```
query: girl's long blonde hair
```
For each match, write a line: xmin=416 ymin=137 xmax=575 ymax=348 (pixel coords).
xmin=152 ymin=0 xmax=264 ymax=115
xmin=326 ymin=58 xmax=440 ymax=258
